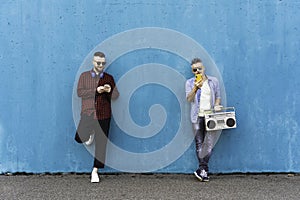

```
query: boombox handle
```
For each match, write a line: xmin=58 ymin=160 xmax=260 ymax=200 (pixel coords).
xmin=204 ymin=107 xmax=235 ymax=114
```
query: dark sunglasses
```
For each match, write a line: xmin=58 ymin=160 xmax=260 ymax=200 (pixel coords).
xmin=192 ymin=68 xmax=202 ymax=72
xmin=95 ymin=61 xmax=106 ymax=66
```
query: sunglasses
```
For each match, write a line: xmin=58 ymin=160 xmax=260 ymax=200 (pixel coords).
xmin=192 ymin=67 xmax=202 ymax=72
xmin=95 ymin=61 xmax=106 ymax=66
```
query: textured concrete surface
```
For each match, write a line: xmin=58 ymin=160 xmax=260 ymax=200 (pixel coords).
xmin=1 ymin=173 xmax=300 ymax=200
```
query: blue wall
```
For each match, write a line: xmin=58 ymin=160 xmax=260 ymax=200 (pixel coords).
xmin=0 ymin=1 xmax=299 ymax=173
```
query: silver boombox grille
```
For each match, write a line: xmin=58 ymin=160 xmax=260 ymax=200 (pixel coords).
xmin=204 ymin=107 xmax=237 ymax=131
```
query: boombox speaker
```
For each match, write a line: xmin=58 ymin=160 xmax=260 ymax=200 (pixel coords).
xmin=204 ymin=107 xmax=237 ymax=131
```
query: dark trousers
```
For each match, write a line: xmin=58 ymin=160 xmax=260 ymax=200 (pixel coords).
xmin=75 ymin=115 xmax=111 ymax=169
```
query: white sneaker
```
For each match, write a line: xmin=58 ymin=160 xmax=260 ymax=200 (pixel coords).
xmin=91 ymin=171 xmax=99 ymax=183
xmin=85 ymin=134 xmax=94 ymax=146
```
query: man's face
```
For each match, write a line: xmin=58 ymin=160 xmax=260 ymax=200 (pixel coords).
xmin=93 ymin=56 xmax=106 ymax=73
xmin=191 ymin=62 xmax=205 ymax=75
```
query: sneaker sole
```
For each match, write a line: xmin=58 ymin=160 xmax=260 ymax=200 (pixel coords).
xmin=193 ymin=171 xmax=203 ymax=181
xmin=91 ymin=178 xmax=100 ymax=183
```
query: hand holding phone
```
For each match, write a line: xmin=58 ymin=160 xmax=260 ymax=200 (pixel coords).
xmin=194 ymin=74 xmax=203 ymax=88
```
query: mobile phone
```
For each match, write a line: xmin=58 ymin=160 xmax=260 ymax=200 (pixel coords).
xmin=195 ymin=74 xmax=202 ymax=82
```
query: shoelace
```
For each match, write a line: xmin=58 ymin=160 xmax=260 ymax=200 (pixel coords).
xmin=200 ymin=170 xmax=207 ymax=177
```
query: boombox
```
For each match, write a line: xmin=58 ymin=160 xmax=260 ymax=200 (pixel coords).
xmin=204 ymin=107 xmax=237 ymax=131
